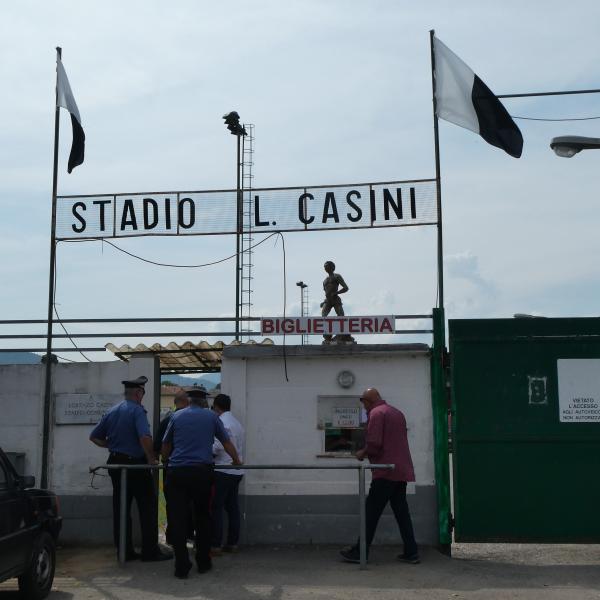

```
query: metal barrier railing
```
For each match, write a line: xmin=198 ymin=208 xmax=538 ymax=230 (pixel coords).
xmin=90 ymin=463 xmax=394 ymax=569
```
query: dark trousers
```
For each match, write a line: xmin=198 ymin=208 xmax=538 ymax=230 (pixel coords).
xmin=163 ymin=472 xmax=195 ymax=545
xmin=210 ymin=472 xmax=243 ymax=547
xmin=167 ymin=466 xmax=214 ymax=572
xmin=107 ymin=453 xmax=158 ymax=558
xmin=362 ymin=479 xmax=418 ymax=556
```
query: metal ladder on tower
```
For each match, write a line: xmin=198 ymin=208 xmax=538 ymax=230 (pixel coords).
xmin=240 ymin=124 xmax=255 ymax=340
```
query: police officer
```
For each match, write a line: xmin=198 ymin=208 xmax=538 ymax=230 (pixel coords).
xmin=161 ymin=387 xmax=241 ymax=579
xmin=90 ymin=375 xmax=172 ymax=562
xmin=154 ymin=389 xmax=191 ymax=545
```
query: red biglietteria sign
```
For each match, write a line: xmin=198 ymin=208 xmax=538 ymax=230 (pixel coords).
xmin=261 ymin=316 xmax=395 ymax=336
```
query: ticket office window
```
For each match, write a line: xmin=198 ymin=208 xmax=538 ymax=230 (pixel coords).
xmin=317 ymin=396 xmax=367 ymax=456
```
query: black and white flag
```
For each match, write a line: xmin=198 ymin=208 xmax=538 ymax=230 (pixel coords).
xmin=433 ymin=36 xmax=523 ymax=158
xmin=56 ymin=58 xmax=85 ymax=173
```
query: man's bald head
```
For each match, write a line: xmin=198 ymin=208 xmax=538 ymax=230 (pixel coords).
xmin=173 ymin=389 xmax=190 ymax=409
xmin=360 ymin=388 xmax=382 ymax=411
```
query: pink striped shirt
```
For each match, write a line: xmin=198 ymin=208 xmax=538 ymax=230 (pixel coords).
xmin=365 ymin=400 xmax=415 ymax=482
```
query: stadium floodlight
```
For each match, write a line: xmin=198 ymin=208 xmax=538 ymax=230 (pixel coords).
xmin=223 ymin=111 xmax=247 ymax=136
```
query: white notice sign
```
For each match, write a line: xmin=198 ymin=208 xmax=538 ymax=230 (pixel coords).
xmin=55 ymin=393 xmax=122 ymax=425
xmin=557 ymin=359 xmax=600 ymax=423
xmin=332 ymin=407 xmax=360 ymax=428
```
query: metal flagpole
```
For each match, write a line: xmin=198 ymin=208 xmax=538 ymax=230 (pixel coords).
xmin=429 ymin=30 xmax=444 ymax=312
xmin=41 ymin=46 xmax=62 ymax=489
xmin=429 ymin=30 xmax=452 ymax=553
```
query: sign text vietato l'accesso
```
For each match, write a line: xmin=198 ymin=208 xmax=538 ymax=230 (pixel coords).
xmin=56 ymin=180 xmax=437 ymax=240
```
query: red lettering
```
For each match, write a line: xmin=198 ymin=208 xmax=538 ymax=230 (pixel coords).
xmin=380 ymin=317 xmax=394 ymax=333
xmin=262 ymin=319 xmax=275 ymax=334
xmin=314 ymin=319 xmax=324 ymax=334
xmin=349 ymin=318 xmax=360 ymax=333
xmin=361 ymin=318 xmax=374 ymax=333
xmin=327 ymin=319 xmax=335 ymax=333
xmin=295 ymin=318 xmax=307 ymax=334
xmin=282 ymin=319 xmax=295 ymax=334
xmin=338 ymin=318 xmax=346 ymax=333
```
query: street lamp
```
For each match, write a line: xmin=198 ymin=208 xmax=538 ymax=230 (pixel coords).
xmin=223 ymin=111 xmax=247 ymax=340
xmin=550 ymin=135 xmax=600 ymax=158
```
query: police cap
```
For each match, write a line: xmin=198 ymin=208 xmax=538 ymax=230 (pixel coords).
xmin=185 ymin=386 xmax=207 ymax=398
xmin=121 ymin=375 xmax=148 ymax=389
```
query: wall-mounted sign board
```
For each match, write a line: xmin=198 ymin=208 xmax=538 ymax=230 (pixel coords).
xmin=55 ymin=393 xmax=122 ymax=425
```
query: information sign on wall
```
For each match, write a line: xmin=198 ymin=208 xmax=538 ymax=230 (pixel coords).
xmin=557 ymin=359 xmax=600 ymax=422
xmin=55 ymin=393 xmax=122 ymax=425
xmin=332 ymin=407 xmax=360 ymax=428
xmin=261 ymin=315 xmax=395 ymax=336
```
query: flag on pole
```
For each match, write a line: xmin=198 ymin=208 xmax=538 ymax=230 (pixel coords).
xmin=433 ymin=36 xmax=523 ymax=158
xmin=56 ymin=58 xmax=85 ymax=173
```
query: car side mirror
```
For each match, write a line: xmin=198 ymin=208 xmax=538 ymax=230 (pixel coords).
xmin=19 ymin=475 xmax=35 ymax=489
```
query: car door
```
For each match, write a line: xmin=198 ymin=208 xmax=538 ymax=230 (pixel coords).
xmin=0 ymin=455 xmax=33 ymax=577
xmin=0 ymin=457 xmax=19 ymax=576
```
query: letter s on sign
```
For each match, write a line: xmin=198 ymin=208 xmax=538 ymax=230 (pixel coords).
xmin=72 ymin=201 xmax=87 ymax=233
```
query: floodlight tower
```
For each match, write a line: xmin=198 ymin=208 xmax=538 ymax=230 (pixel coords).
xmin=223 ymin=111 xmax=247 ymax=341
xmin=296 ymin=281 xmax=309 ymax=345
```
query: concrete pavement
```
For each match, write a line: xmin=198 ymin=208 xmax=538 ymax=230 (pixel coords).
xmin=1 ymin=544 xmax=599 ymax=600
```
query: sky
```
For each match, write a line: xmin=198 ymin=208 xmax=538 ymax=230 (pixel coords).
xmin=1 ymin=0 xmax=600 ymax=361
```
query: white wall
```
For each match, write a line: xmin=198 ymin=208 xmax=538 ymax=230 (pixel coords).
xmin=0 ymin=364 xmax=44 ymax=481
xmin=221 ymin=349 xmax=434 ymax=496
xmin=0 ymin=357 xmax=157 ymax=495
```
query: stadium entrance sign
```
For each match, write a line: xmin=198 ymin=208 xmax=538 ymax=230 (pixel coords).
xmin=56 ymin=179 xmax=437 ymax=240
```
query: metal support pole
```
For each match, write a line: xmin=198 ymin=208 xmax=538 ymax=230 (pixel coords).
xmin=358 ymin=464 xmax=367 ymax=569
xmin=41 ymin=46 xmax=62 ymax=490
xmin=118 ymin=467 xmax=127 ymax=566
xmin=235 ymin=133 xmax=242 ymax=341
xmin=429 ymin=29 xmax=445 ymax=312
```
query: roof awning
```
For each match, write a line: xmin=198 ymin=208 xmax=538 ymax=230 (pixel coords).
xmin=105 ymin=339 xmax=274 ymax=374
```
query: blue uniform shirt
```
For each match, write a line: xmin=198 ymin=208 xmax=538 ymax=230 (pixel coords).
xmin=163 ymin=405 xmax=229 ymax=467
xmin=90 ymin=399 xmax=151 ymax=459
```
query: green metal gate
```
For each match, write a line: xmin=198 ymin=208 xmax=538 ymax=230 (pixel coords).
xmin=450 ymin=317 xmax=600 ymax=542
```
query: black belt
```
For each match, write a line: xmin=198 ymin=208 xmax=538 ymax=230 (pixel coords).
xmin=167 ymin=463 xmax=214 ymax=470
xmin=108 ymin=452 xmax=146 ymax=464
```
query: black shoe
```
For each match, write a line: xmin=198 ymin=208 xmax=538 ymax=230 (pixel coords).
xmin=197 ymin=560 xmax=213 ymax=574
xmin=142 ymin=549 xmax=173 ymax=562
xmin=174 ymin=564 xmax=191 ymax=579
xmin=397 ymin=553 xmax=420 ymax=564
xmin=339 ymin=546 xmax=364 ymax=564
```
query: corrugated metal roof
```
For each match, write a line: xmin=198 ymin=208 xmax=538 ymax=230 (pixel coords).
xmin=105 ymin=339 xmax=274 ymax=373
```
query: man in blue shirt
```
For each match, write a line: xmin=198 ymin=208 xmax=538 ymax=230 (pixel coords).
xmin=153 ymin=389 xmax=193 ymax=544
xmin=161 ymin=388 xmax=241 ymax=579
xmin=90 ymin=375 xmax=172 ymax=562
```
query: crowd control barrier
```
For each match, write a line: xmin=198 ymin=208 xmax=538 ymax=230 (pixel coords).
xmin=89 ymin=463 xmax=394 ymax=569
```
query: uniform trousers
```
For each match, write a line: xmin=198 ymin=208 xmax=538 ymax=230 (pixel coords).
xmin=167 ymin=465 xmax=214 ymax=572
xmin=162 ymin=471 xmax=195 ymax=544
xmin=363 ymin=479 xmax=418 ymax=557
xmin=210 ymin=472 xmax=243 ymax=547
xmin=107 ymin=453 xmax=158 ymax=558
